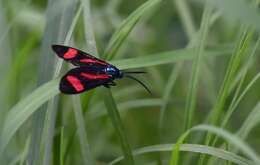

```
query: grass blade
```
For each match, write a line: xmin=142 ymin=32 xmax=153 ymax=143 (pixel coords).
xmin=173 ymin=0 xmax=196 ymax=39
xmin=19 ymin=137 xmax=31 ymax=165
xmin=104 ymin=0 xmax=161 ymax=60
xmin=109 ymin=144 xmax=254 ymax=165
xmin=0 ymin=79 xmax=60 ymax=155
xmin=159 ymin=64 xmax=182 ymax=139
xmin=218 ymin=37 xmax=260 ymax=130
xmin=72 ymin=96 xmax=94 ymax=165
xmin=81 ymin=0 xmax=98 ymax=56
xmin=104 ymin=89 xmax=135 ymax=165
xmin=28 ymin=0 xmax=78 ymax=164
xmin=42 ymin=4 xmax=82 ymax=165
xmin=60 ymin=127 xmax=65 ymax=165
xmin=221 ymin=71 xmax=260 ymax=130
xmin=111 ymin=47 xmax=231 ymax=70
xmin=66 ymin=0 xmax=101 ymax=164
xmin=204 ymin=28 xmax=253 ymax=146
xmin=0 ymin=1 xmax=12 ymax=128
xmin=237 ymin=102 xmax=260 ymax=139
xmin=170 ymin=124 xmax=260 ymax=164
xmin=208 ymin=0 xmax=260 ymax=32
xmin=89 ymin=98 xmax=162 ymax=119
xmin=183 ymin=1 xmax=212 ymax=131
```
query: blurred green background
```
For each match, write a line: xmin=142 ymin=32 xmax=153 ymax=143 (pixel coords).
xmin=0 ymin=0 xmax=260 ymax=164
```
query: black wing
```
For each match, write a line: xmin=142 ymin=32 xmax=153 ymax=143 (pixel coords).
xmin=52 ymin=44 xmax=110 ymax=67
xmin=60 ymin=67 xmax=113 ymax=94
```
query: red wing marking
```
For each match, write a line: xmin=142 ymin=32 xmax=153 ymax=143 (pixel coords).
xmin=64 ymin=48 xmax=78 ymax=59
xmin=66 ymin=75 xmax=84 ymax=92
xmin=80 ymin=72 xmax=111 ymax=79
xmin=79 ymin=59 xmax=107 ymax=65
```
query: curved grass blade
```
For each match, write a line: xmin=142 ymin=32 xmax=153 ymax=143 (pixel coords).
xmin=104 ymin=0 xmax=161 ymax=60
xmin=237 ymin=102 xmax=260 ymax=139
xmin=0 ymin=78 xmax=60 ymax=155
xmin=170 ymin=125 xmax=260 ymax=165
xmin=219 ymin=36 xmax=260 ymax=130
xmin=109 ymin=144 xmax=255 ymax=165
xmin=220 ymin=71 xmax=260 ymax=131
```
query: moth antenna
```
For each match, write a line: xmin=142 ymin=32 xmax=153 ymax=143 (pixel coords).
xmin=125 ymin=75 xmax=152 ymax=95
xmin=123 ymin=71 xmax=147 ymax=74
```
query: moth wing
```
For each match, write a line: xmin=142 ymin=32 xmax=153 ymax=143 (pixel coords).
xmin=52 ymin=45 xmax=109 ymax=67
xmin=59 ymin=67 xmax=112 ymax=94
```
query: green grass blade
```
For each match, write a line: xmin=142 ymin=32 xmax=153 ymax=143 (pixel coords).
xmin=221 ymin=102 xmax=260 ymax=160
xmin=209 ymin=28 xmax=253 ymax=125
xmin=200 ymin=25 xmax=253 ymax=165
xmin=72 ymin=96 xmax=94 ymax=165
xmin=43 ymin=98 xmax=59 ymax=165
xmin=104 ymin=0 xmax=161 ymax=60
xmin=221 ymin=71 xmax=260 ymax=130
xmin=194 ymin=125 xmax=260 ymax=163
xmin=218 ymin=36 xmax=260 ymax=130
xmin=42 ymin=4 xmax=82 ymax=165
xmin=0 ymin=79 xmax=60 ymax=155
xmin=67 ymin=0 xmax=100 ymax=164
xmin=89 ymin=98 xmax=162 ymax=119
xmin=5 ymin=34 xmax=38 ymax=108
xmin=53 ymin=5 xmax=82 ymax=78
xmin=111 ymin=47 xmax=231 ymax=70
xmin=183 ymin=1 xmax=212 ymax=131
xmin=159 ymin=64 xmax=182 ymax=138
xmin=198 ymin=30 xmax=254 ymax=165
xmin=0 ymin=2 xmax=11 ymax=78
xmin=173 ymin=0 xmax=196 ymax=39
xmin=170 ymin=131 xmax=190 ymax=165
xmin=159 ymin=0 xmax=196 ymax=145
xmin=81 ymin=0 xmax=99 ymax=56
xmin=237 ymin=102 xmax=260 ymax=139
xmin=210 ymin=102 xmax=260 ymax=160
xmin=0 ymin=2 xmax=12 ymax=126
xmin=28 ymin=0 xmax=78 ymax=164
xmin=170 ymin=124 xmax=260 ymax=164
xmin=19 ymin=136 xmax=31 ymax=165
xmin=109 ymin=144 xmax=254 ymax=165
xmin=104 ymin=89 xmax=135 ymax=165
xmin=60 ymin=127 xmax=65 ymax=165
xmin=209 ymin=0 xmax=260 ymax=32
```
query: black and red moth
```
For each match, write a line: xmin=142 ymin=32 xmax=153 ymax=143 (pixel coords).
xmin=52 ymin=45 xmax=151 ymax=94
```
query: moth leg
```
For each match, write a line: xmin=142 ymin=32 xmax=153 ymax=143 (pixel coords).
xmin=103 ymin=84 xmax=110 ymax=88
xmin=108 ymin=81 xmax=116 ymax=86
xmin=103 ymin=81 xmax=116 ymax=88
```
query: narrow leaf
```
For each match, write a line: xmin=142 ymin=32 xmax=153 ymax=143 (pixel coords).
xmin=104 ymin=0 xmax=161 ymax=60
xmin=104 ymin=89 xmax=135 ymax=165
xmin=0 ymin=79 xmax=60 ymax=155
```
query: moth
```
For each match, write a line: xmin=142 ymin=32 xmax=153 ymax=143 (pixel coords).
xmin=52 ymin=45 xmax=151 ymax=94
